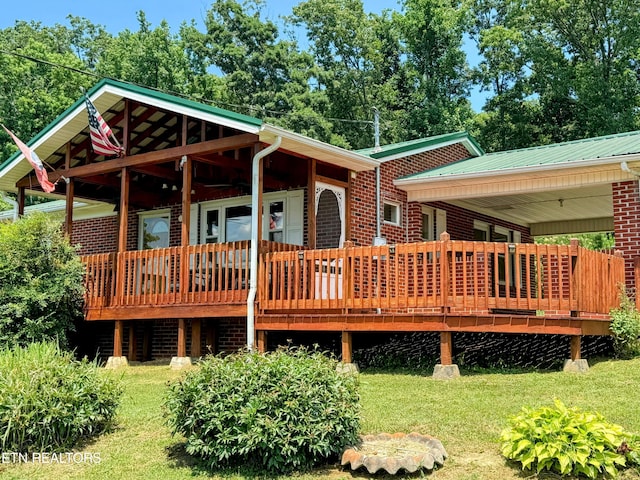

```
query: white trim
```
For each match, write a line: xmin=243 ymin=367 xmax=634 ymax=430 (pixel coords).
xmin=395 ymin=152 xmax=640 ymax=187
xmin=383 ymin=200 xmax=402 ymax=227
xmin=315 ymin=182 xmax=346 ymax=247
xmin=379 ymin=138 xmax=483 ymax=163
xmin=138 ymin=209 xmax=171 ymax=250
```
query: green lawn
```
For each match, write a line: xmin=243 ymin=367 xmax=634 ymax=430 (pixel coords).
xmin=2 ymin=358 xmax=640 ymax=479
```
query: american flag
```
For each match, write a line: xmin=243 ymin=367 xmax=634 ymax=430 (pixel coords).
xmin=84 ymin=95 xmax=124 ymax=157
xmin=2 ymin=125 xmax=56 ymax=193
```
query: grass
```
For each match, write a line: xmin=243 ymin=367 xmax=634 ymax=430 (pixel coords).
xmin=2 ymin=358 xmax=640 ymax=479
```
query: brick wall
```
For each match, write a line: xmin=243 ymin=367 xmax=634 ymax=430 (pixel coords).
xmin=71 ymin=216 xmax=118 ymax=255
xmin=613 ymin=180 xmax=640 ymax=288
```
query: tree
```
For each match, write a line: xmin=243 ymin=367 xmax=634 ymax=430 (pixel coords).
xmin=400 ymin=0 xmax=475 ymax=138
xmin=0 ymin=213 xmax=85 ymax=348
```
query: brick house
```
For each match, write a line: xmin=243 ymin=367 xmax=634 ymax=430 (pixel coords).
xmin=0 ymin=79 xmax=633 ymax=372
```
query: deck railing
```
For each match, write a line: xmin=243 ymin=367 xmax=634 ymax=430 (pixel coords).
xmin=83 ymin=240 xmax=304 ymax=310
xmin=259 ymin=238 xmax=625 ymax=316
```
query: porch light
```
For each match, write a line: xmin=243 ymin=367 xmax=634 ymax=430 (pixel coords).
xmin=172 ymin=185 xmax=178 ymax=191
xmin=162 ymin=183 xmax=169 ymax=190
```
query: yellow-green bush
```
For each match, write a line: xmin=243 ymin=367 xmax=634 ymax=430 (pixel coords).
xmin=0 ymin=342 xmax=122 ymax=452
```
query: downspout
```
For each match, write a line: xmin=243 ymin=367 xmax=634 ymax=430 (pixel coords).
xmin=373 ymin=107 xmax=382 ymax=240
xmin=0 ymin=191 xmax=18 ymax=221
xmin=247 ymin=135 xmax=282 ymax=350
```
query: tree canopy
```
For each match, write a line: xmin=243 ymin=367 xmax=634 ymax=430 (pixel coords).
xmin=1 ymin=0 xmax=639 ymax=158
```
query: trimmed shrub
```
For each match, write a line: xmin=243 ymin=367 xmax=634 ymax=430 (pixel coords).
xmin=501 ymin=400 xmax=637 ymax=478
xmin=0 ymin=212 xmax=85 ymax=348
xmin=165 ymin=348 xmax=361 ymax=474
xmin=0 ymin=342 xmax=122 ymax=452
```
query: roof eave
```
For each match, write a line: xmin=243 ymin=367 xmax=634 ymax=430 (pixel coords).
xmin=260 ymin=124 xmax=380 ymax=171
xmin=395 ymin=152 xmax=640 ymax=188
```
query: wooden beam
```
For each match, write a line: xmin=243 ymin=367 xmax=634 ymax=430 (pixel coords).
xmin=308 ymin=158 xmax=317 ymax=248
xmin=117 ymin=167 xmax=130 ymax=252
xmin=64 ymin=178 xmax=74 ymax=237
xmin=440 ymin=331 xmax=453 ymax=365
xmin=123 ymin=99 xmax=131 ymax=156
xmin=341 ymin=331 xmax=353 ymax=363
xmin=316 ymin=174 xmax=348 ymax=189
xmin=65 ymin=141 xmax=72 ymax=171
xmin=177 ymin=318 xmax=187 ymax=357
xmin=570 ymin=335 xmax=581 ymax=361
xmin=113 ymin=320 xmax=123 ymax=357
xmin=191 ymin=319 xmax=201 ymax=357
xmin=142 ymin=323 xmax=152 ymax=361
xmin=85 ymin=304 xmax=247 ymax=321
xmin=49 ymin=133 xmax=258 ymax=180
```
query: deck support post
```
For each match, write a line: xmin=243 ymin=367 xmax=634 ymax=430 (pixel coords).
xmin=338 ymin=331 xmax=359 ymax=374
xmin=257 ymin=331 xmax=267 ymax=353
xmin=105 ymin=320 xmax=128 ymax=368
xmin=191 ymin=319 xmax=201 ymax=358
xmin=171 ymin=318 xmax=192 ymax=369
xmin=433 ymin=331 xmax=460 ymax=379
xmin=128 ymin=321 xmax=137 ymax=362
xmin=563 ymin=335 xmax=589 ymax=373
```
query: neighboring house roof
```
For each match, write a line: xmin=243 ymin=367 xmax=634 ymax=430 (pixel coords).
xmin=397 ymin=129 xmax=640 ymax=183
xmin=0 ymin=199 xmax=114 ymax=222
xmin=0 ymin=79 xmax=379 ymax=196
xmin=357 ymin=131 xmax=484 ymax=162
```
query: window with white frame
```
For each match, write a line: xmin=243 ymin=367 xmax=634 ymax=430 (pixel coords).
xmin=138 ymin=210 xmax=171 ymax=250
xmin=383 ymin=201 xmax=401 ymax=226
xmin=473 ymin=220 xmax=490 ymax=241
xmin=422 ymin=206 xmax=446 ymax=241
xmin=198 ymin=190 xmax=303 ymax=245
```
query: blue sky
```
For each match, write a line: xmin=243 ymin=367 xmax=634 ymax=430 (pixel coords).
xmin=1 ymin=0 xmax=486 ymax=110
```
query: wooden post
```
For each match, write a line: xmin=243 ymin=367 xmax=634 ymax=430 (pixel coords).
xmin=308 ymin=158 xmax=317 ymax=248
xmin=181 ymin=155 xmax=192 ymax=246
xmin=440 ymin=331 xmax=453 ymax=365
xmin=190 ymin=319 xmax=201 ymax=357
xmin=439 ymin=232 xmax=451 ymax=312
xmin=257 ymin=330 xmax=267 ymax=353
xmin=17 ymin=187 xmax=25 ymax=217
xmin=64 ymin=178 xmax=74 ymax=237
xmin=570 ymin=335 xmax=581 ymax=361
xmin=123 ymin=99 xmax=130 ymax=156
xmin=117 ymin=167 xmax=130 ymax=253
xmin=177 ymin=318 xmax=187 ymax=357
xmin=342 ymin=331 xmax=353 ymax=363
xmin=128 ymin=321 xmax=137 ymax=361
xmin=113 ymin=320 xmax=123 ymax=357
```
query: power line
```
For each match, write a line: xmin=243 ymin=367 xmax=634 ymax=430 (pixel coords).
xmin=0 ymin=48 xmax=375 ymax=128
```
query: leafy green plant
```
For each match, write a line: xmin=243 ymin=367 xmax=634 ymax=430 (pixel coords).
xmin=0 ymin=212 xmax=85 ymax=348
xmin=165 ymin=347 xmax=361 ymax=474
xmin=500 ymin=400 xmax=635 ymax=478
xmin=0 ymin=342 xmax=122 ymax=453
xmin=609 ymin=288 xmax=640 ymax=359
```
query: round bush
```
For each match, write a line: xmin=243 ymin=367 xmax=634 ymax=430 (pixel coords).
xmin=0 ymin=342 xmax=123 ymax=452
xmin=165 ymin=348 xmax=361 ymax=473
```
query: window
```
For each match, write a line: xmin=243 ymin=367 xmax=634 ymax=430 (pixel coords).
xmin=204 ymin=209 xmax=219 ymax=243
xmin=383 ymin=201 xmax=401 ymax=226
xmin=139 ymin=211 xmax=170 ymax=249
xmin=474 ymin=220 xmax=490 ymax=241
xmin=198 ymin=190 xmax=303 ymax=245
xmin=268 ymin=201 xmax=284 ymax=242
xmin=422 ymin=206 xmax=446 ymax=241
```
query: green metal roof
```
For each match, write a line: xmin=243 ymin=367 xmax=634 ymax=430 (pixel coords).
xmin=0 ymin=78 xmax=263 ymax=174
xmin=357 ymin=131 xmax=485 ymax=159
xmin=400 ymin=130 xmax=640 ymax=181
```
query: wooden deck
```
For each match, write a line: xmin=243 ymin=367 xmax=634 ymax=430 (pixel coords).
xmin=82 ymin=238 xmax=624 ymax=337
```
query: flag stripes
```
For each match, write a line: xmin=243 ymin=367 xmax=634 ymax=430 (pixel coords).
xmin=84 ymin=95 xmax=124 ymax=157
